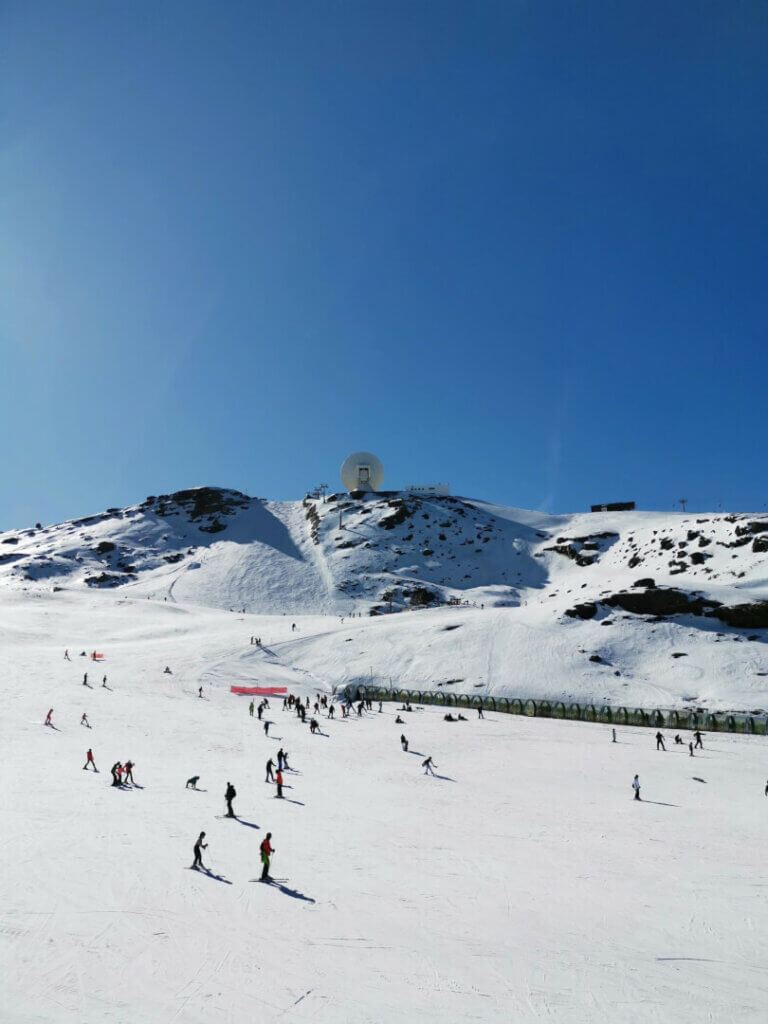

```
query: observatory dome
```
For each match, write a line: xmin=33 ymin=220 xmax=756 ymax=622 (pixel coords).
xmin=340 ymin=452 xmax=384 ymax=493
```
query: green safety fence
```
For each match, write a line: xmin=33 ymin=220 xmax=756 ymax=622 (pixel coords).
xmin=356 ymin=686 xmax=768 ymax=735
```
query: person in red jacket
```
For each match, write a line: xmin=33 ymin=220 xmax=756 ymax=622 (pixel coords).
xmin=275 ymin=769 xmax=284 ymax=799
xmin=44 ymin=709 xmax=53 ymax=726
xmin=83 ymin=748 xmax=97 ymax=771
xmin=260 ymin=833 xmax=274 ymax=880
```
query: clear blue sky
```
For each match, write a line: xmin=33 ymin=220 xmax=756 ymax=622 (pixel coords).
xmin=2 ymin=1 xmax=766 ymax=529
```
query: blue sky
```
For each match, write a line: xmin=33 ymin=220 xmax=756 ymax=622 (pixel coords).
xmin=1 ymin=1 xmax=766 ymax=529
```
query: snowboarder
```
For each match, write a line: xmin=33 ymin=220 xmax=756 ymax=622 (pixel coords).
xmin=249 ymin=701 xmax=254 ymax=717
xmin=395 ymin=715 xmax=404 ymax=724
xmin=655 ymin=731 xmax=666 ymax=751
xmin=400 ymin=734 xmax=408 ymax=752
xmin=83 ymin=748 xmax=97 ymax=771
xmin=422 ymin=756 xmax=437 ymax=776
xmin=123 ymin=760 xmax=135 ymax=785
xmin=632 ymin=774 xmax=641 ymax=801
xmin=674 ymin=734 xmax=683 ymax=745
xmin=694 ymin=730 xmax=704 ymax=749
xmin=260 ymin=833 xmax=274 ymax=880
xmin=164 ymin=666 xmax=171 ymax=674
xmin=225 ymin=782 xmax=237 ymax=817
xmin=309 ymin=718 xmax=318 ymax=734
xmin=186 ymin=776 xmax=200 ymax=789
xmin=265 ymin=758 xmax=275 ymax=782
xmin=191 ymin=832 xmax=207 ymax=870
xmin=81 ymin=713 xmax=90 ymax=728
xmin=275 ymin=769 xmax=284 ymax=798
xmin=44 ymin=709 xmax=53 ymax=727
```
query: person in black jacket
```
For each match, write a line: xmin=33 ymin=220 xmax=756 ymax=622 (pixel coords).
xmin=191 ymin=832 xmax=207 ymax=870
xmin=225 ymin=781 xmax=237 ymax=817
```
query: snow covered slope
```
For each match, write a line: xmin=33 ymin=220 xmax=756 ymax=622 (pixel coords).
xmin=1 ymin=488 xmax=766 ymax=708
xmin=1 ymin=589 xmax=767 ymax=1023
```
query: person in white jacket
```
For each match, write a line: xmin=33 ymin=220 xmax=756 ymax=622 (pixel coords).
xmin=632 ymin=774 xmax=641 ymax=801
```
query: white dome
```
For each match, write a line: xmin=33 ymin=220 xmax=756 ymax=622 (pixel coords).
xmin=340 ymin=452 xmax=384 ymax=493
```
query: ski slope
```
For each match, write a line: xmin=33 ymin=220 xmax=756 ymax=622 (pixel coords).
xmin=1 ymin=589 xmax=767 ymax=1022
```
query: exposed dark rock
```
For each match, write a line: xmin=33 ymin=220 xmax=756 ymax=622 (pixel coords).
xmin=752 ymin=536 xmax=768 ymax=554
xmin=633 ymin=578 xmax=656 ymax=588
xmin=589 ymin=654 xmax=602 ymax=663
xmin=671 ymin=652 xmax=687 ymax=658
xmin=163 ymin=553 xmax=184 ymax=563
xmin=715 ymin=603 xmax=768 ymax=629
xmin=564 ymin=603 xmax=597 ymax=620
xmin=96 ymin=541 xmax=115 ymax=554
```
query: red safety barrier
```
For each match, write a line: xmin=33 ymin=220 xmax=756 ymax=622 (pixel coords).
xmin=230 ymin=686 xmax=288 ymax=696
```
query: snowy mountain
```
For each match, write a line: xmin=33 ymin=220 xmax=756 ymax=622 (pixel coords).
xmin=1 ymin=486 xmax=767 ymax=708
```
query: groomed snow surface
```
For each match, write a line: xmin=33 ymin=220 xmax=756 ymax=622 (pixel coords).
xmin=2 ymin=590 xmax=767 ymax=1023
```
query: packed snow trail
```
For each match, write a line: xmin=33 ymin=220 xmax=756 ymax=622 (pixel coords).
xmin=1 ymin=589 xmax=767 ymax=1022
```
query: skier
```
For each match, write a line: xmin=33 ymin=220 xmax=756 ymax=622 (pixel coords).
xmin=378 ymin=701 xmax=382 ymax=713
xmin=291 ymin=623 xmax=296 ymax=631
xmin=478 ymin=706 xmax=484 ymax=719
xmin=655 ymin=731 xmax=666 ymax=751
xmin=83 ymin=748 xmax=97 ymax=771
xmin=263 ymin=720 xmax=270 ymax=736
xmin=123 ymin=760 xmax=135 ymax=785
xmin=422 ymin=756 xmax=437 ymax=776
xmin=257 ymin=702 xmax=264 ymax=720
xmin=309 ymin=718 xmax=318 ymax=734
xmin=102 ymin=675 xmax=107 ymax=688
xmin=283 ymin=751 xmax=291 ymax=770
xmin=111 ymin=762 xmax=122 ymax=787
xmin=198 ymin=687 xmax=203 ymax=699
xmin=689 ymin=742 xmax=694 ymax=757
xmin=225 ymin=781 xmax=237 ymax=818
xmin=694 ymin=730 xmax=704 ymax=749
xmin=186 ymin=776 xmax=200 ymax=789
xmin=81 ymin=713 xmax=90 ymax=728
xmin=83 ymin=672 xmax=89 ymax=687
xmin=249 ymin=700 xmax=254 ymax=718
xmin=44 ymin=709 xmax=53 ymax=727
xmin=265 ymin=758 xmax=275 ymax=782
xmin=328 ymin=705 xmax=335 ymax=719
xmin=191 ymin=832 xmax=207 ymax=870
xmin=632 ymin=774 xmax=641 ymax=801
xmin=260 ymin=833 xmax=274 ymax=880
xmin=400 ymin=734 xmax=408 ymax=752
xmin=611 ymin=728 xmax=616 ymax=742
xmin=275 ymin=769 xmax=284 ymax=798
xmin=64 ymin=649 xmax=70 ymax=660
xmin=765 ymin=780 xmax=768 ymax=797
